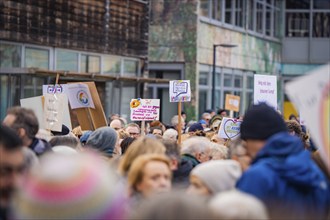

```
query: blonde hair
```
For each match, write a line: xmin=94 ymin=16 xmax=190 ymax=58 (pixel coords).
xmin=118 ymin=137 xmax=166 ymax=175
xmin=127 ymin=154 xmax=171 ymax=192
xmin=210 ymin=142 xmax=228 ymax=160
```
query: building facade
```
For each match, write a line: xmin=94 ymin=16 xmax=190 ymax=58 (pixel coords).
xmin=0 ymin=0 xmax=150 ymax=122
xmin=148 ymin=0 xmax=329 ymax=122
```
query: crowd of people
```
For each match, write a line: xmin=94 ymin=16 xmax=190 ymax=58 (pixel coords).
xmin=1 ymin=103 xmax=329 ymax=220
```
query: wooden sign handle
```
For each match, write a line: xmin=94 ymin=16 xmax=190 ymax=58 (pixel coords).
xmin=177 ymin=101 xmax=182 ymax=145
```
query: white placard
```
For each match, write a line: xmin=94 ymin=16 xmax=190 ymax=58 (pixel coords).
xmin=169 ymin=80 xmax=191 ymax=102
xmin=254 ymin=74 xmax=277 ymax=109
xmin=218 ymin=117 xmax=242 ymax=140
xmin=20 ymin=96 xmax=45 ymax=129
xmin=43 ymin=94 xmax=65 ymax=132
xmin=285 ymin=63 xmax=330 ymax=172
xmin=66 ymin=83 xmax=95 ymax=109
xmin=130 ymin=99 xmax=160 ymax=121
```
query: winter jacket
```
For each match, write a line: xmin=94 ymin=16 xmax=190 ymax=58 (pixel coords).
xmin=28 ymin=138 xmax=52 ymax=156
xmin=173 ymin=159 xmax=193 ymax=188
xmin=181 ymin=154 xmax=200 ymax=168
xmin=237 ymin=132 xmax=330 ymax=219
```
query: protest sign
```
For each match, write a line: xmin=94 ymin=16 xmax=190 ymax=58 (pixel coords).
xmin=225 ymin=94 xmax=240 ymax=112
xmin=285 ymin=63 xmax=330 ymax=172
xmin=43 ymin=94 xmax=66 ymax=132
xmin=218 ymin=117 xmax=242 ymax=140
xmin=169 ymin=80 xmax=191 ymax=102
xmin=254 ymin=74 xmax=277 ymax=109
xmin=20 ymin=96 xmax=45 ymax=129
xmin=66 ymin=83 xmax=95 ymax=109
xmin=130 ymin=99 xmax=160 ymax=121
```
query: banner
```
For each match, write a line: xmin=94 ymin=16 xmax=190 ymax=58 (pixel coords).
xmin=254 ymin=74 xmax=277 ymax=109
xmin=218 ymin=117 xmax=242 ymax=140
xmin=130 ymin=99 xmax=160 ymax=121
xmin=169 ymin=80 xmax=191 ymax=102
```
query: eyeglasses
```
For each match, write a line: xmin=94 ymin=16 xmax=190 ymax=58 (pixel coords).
xmin=129 ymin=132 xmax=139 ymax=136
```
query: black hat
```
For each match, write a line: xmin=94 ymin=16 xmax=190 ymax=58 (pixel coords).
xmin=51 ymin=124 xmax=70 ymax=136
xmin=240 ymin=103 xmax=287 ymax=140
xmin=188 ymin=123 xmax=204 ymax=132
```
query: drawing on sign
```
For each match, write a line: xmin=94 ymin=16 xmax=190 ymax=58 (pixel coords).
xmin=77 ymin=90 xmax=90 ymax=106
xmin=130 ymin=99 xmax=160 ymax=121
xmin=47 ymin=84 xmax=63 ymax=94
xmin=130 ymin=99 xmax=141 ymax=108
xmin=173 ymin=81 xmax=188 ymax=97
xmin=218 ymin=117 xmax=242 ymax=140
xmin=320 ymin=82 xmax=330 ymax=151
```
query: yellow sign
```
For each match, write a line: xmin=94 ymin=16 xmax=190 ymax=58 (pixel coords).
xmin=225 ymin=94 xmax=240 ymax=112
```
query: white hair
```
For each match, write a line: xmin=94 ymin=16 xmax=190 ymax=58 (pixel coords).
xmin=163 ymin=129 xmax=178 ymax=142
xmin=209 ymin=190 xmax=269 ymax=220
xmin=210 ymin=142 xmax=228 ymax=160
xmin=181 ymin=137 xmax=211 ymax=156
xmin=171 ymin=115 xmax=184 ymax=127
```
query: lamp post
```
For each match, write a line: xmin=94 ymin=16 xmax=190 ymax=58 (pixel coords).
xmin=212 ymin=44 xmax=238 ymax=110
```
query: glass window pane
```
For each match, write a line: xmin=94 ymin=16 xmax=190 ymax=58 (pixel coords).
xmin=199 ymin=90 xmax=208 ymax=117
xmin=123 ymin=60 xmax=138 ymax=76
xmin=80 ymin=55 xmax=87 ymax=73
xmin=274 ymin=8 xmax=281 ymax=38
xmin=88 ymin=56 xmax=100 ymax=73
xmin=313 ymin=13 xmax=330 ymax=38
xmin=224 ymin=74 xmax=233 ymax=87
xmin=256 ymin=2 xmax=263 ymax=34
xmin=225 ymin=0 xmax=232 ymax=24
xmin=56 ymin=50 xmax=78 ymax=71
xmin=234 ymin=75 xmax=242 ymax=88
xmin=200 ymin=0 xmax=210 ymax=17
xmin=212 ymin=0 xmax=222 ymax=21
xmin=286 ymin=13 xmax=309 ymax=37
xmin=103 ymin=55 xmax=121 ymax=75
xmin=247 ymin=76 xmax=254 ymax=89
xmin=266 ymin=6 xmax=272 ymax=36
xmin=314 ymin=0 xmax=330 ymax=9
xmin=248 ymin=0 xmax=254 ymax=30
xmin=214 ymin=90 xmax=221 ymax=110
xmin=216 ymin=72 xmax=221 ymax=87
xmin=25 ymin=48 xmax=49 ymax=69
xmin=0 ymin=43 xmax=21 ymax=68
xmin=1 ymin=75 xmax=9 ymax=120
xmin=286 ymin=0 xmax=310 ymax=9
xmin=121 ymin=85 xmax=136 ymax=120
xmin=199 ymin=72 xmax=208 ymax=85
xmin=235 ymin=0 xmax=244 ymax=27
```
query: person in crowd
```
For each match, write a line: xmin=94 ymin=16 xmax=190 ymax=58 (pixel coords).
xmin=209 ymin=190 xmax=269 ymax=219
xmin=127 ymin=154 xmax=172 ymax=203
xmin=205 ymin=109 xmax=216 ymax=117
xmin=49 ymin=136 xmax=81 ymax=150
xmin=108 ymin=113 xmax=120 ymax=124
xmin=187 ymin=123 xmax=205 ymax=137
xmin=228 ymin=137 xmax=251 ymax=172
xmin=125 ymin=123 xmax=141 ymax=138
xmin=217 ymin=109 xmax=228 ymax=117
xmin=79 ymin=130 xmax=92 ymax=146
xmin=72 ymin=125 xmax=83 ymax=139
xmin=120 ymin=137 xmax=136 ymax=155
xmin=150 ymin=126 xmax=163 ymax=139
xmin=2 ymin=107 xmax=52 ymax=156
xmin=201 ymin=112 xmax=211 ymax=127
xmin=186 ymin=160 xmax=242 ymax=196
xmin=209 ymin=142 xmax=228 ymax=160
xmin=286 ymin=119 xmax=309 ymax=149
xmin=0 ymin=125 xmax=25 ymax=220
xmin=170 ymin=115 xmax=185 ymax=133
xmin=118 ymin=137 xmax=166 ymax=176
xmin=12 ymin=152 xmax=126 ymax=220
xmin=163 ymin=140 xmax=193 ymax=188
xmin=198 ymin=119 xmax=208 ymax=130
xmin=162 ymin=129 xmax=178 ymax=142
xmin=131 ymin=192 xmax=213 ymax=220
xmin=149 ymin=120 xmax=166 ymax=133
xmin=85 ymin=126 xmax=118 ymax=161
xmin=237 ymin=103 xmax=330 ymax=219
xmin=209 ymin=115 xmax=223 ymax=132
xmin=110 ymin=119 xmax=125 ymax=131
xmin=181 ymin=137 xmax=212 ymax=167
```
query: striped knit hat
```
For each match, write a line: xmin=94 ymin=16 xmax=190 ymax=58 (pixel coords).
xmin=13 ymin=152 xmax=126 ymax=220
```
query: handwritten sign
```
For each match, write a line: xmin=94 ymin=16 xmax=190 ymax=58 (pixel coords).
xmin=285 ymin=63 xmax=330 ymax=173
xmin=225 ymin=94 xmax=240 ymax=112
xmin=130 ymin=99 xmax=160 ymax=121
xmin=169 ymin=80 xmax=191 ymax=102
xmin=218 ymin=117 xmax=242 ymax=139
xmin=254 ymin=74 xmax=277 ymax=109
xmin=66 ymin=83 xmax=95 ymax=109
xmin=43 ymin=94 xmax=66 ymax=132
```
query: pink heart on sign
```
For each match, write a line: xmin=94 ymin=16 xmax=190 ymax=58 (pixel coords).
xmin=223 ymin=119 xmax=241 ymax=139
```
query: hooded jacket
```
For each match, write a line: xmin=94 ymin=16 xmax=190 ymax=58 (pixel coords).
xmin=237 ymin=132 xmax=330 ymax=219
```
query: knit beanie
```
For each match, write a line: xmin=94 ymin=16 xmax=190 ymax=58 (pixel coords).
xmin=240 ymin=103 xmax=287 ymax=140
xmin=188 ymin=123 xmax=204 ymax=132
xmin=191 ymin=160 xmax=242 ymax=194
xmin=86 ymin=127 xmax=118 ymax=157
xmin=13 ymin=152 xmax=126 ymax=219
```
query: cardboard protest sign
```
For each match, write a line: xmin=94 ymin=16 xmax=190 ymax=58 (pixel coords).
xmin=20 ymin=96 xmax=45 ymax=129
xmin=225 ymin=94 xmax=240 ymax=112
xmin=254 ymin=74 xmax=277 ymax=109
xmin=66 ymin=83 xmax=95 ymax=109
xmin=218 ymin=117 xmax=242 ymax=140
xmin=130 ymin=99 xmax=160 ymax=121
xmin=43 ymin=84 xmax=72 ymax=130
xmin=43 ymin=94 xmax=66 ymax=132
xmin=285 ymin=63 xmax=330 ymax=172
xmin=169 ymin=80 xmax=191 ymax=102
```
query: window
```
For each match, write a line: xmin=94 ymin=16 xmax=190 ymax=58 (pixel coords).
xmin=103 ymin=55 xmax=121 ymax=75
xmin=199 ymin=72 xmax=209 ymax=85
xmin=25 ymin=47 xmax=49 ymax=69
xmin=225 ymin=0 xmax=233 ymax=24
xmin=224 ymin=73 xmax=233 ymax=87
xmin=266 ymin=5 xmax=272 ymax=36
xmin=313 ymin=13 xmax=330 ymax=38
xmin=0 ymin=43 xmax=21 ymax=68
xmin=314 ymin=0 xmax=330 ymax=9
xmin=274 ymin=7 xmax=281 ymax=38
xmin=80 ymin=55 xmax=100 ymax=73
xmin=256 ymin=2 xmax=264 ymax=34
xmin=235 ymin=0 xmax=244 ymax=27
xmin=286 ymin=0 xmax=310 ymax=9
xmin=234 ymin=75 xmax=243 ymax=88
xmin=286 ymin=13 xmax=310 ymax=37
xmin=200 ymin=0 xmax=210 ymax=17
xmin=123 ymin=59 xmax=139 ymax=76
xmin=212 ymin=0 xmax=222 ymax=21
xmin=56 ymin=50 xmax=78 ymax=71
xmin=199 ymin=90 xmax=208 ymax=117
xmin=248 ymin=0 xmax=255 ymax=30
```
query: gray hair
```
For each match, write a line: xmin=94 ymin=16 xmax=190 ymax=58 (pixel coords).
xmin=171 ymin=115 xmax=184 ymax=127
xmin=163 ymin=129 xmax=178 ymax=142
xmin=210 ymin=143 xmax=228 ymax=160
xmin=181 ymin=137 xmax=211 ymax=156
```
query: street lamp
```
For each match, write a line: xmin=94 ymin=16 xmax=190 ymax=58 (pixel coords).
xmin=212 ymin=43 xmax=238 ymax=110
